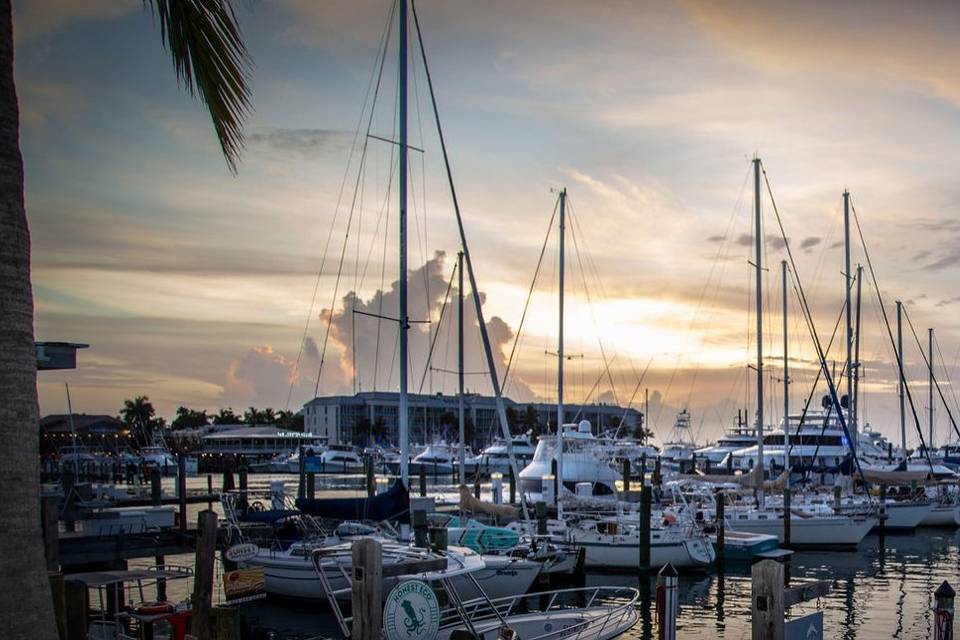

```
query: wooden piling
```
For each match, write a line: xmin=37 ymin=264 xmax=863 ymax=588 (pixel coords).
xmin=640 ymin=453 xmax=647 ymax=486
xmin=833 ymin=485 xmax=842 ymax=513
xmin=49 ymin=572 xmax=67 ymax=640
xmin=366 ymin=458 xmax=376 ymax=497
xmin=878 ymin=484 xmax=887 ymax=550
xmin=536 ymin=501 xmax=548 ymax=536
xmin=474 ymin=476 xmax=481 ymax=500
xmin=306 ymin=472 xmax=316 ymax=500
xmin=297 ymin=445 xmax=305 ymax=499
xmin=782 ymin=487 xmax=791 ymax=547
xmin=551 ymin=459 xmax=559 ymax=504
xmin=238 ymin=465 xmax=248 ymax=510
xmin=654 ymin=457 xmax=662 ymax=487
xmin=715 ymin=491 xmax=725 ymax=573
xmin=412 ymin=509 xmax=428 ymax=549
xmin=419 ymin=468 xmax=427 ymax=497
xmin=639 ymin=485 xmax=652 ymax=571
xmin=65 ymin=579 xmax=87 ymax=640
xmin=351 ymin=539 xmax=383 ymax=640
xmin=42 ymin=495 xmax=60 ymax=572
xmin=751 ymin=559 xmax=785 ymax=640
xmin=190 ymin=510 xmax=219 ymax=639
xmin=207 ymin=474 xmax=213 ymax=510
xmin=622 ymin=458 xmax=631 ymax=494
xmin=177 ymin=454 xmax=187 ymax=533
xmin=150 ymin=468 xmax=162 ymax=506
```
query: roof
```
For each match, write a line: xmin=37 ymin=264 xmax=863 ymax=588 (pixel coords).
xmin=64 ymin=566 xmax=193 ymax=587
xmin=203 ymin=425 xmax=321 ymax=440
xmin=40 ymin=414 xmax=122 ymax=434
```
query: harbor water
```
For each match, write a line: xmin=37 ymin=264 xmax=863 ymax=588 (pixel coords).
xmin=138 ymin=474 xmax=959 ymax=639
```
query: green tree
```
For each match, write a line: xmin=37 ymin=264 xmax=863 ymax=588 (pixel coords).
xmin=505 ymin=406 xmax=520 ymax=432
xmin=353 ymin=415 xmax=373 ymax=446
xmin=171 ymin=406 xmax=209 ymax=430
xmin=0 ymin=2 xmax=251 ymax=635
xmin=243 ymin=406 xmax=276 ymax=425
xmin=120 ymin=396 xmax=164 ymax=445
xmin=212 ymin=407 xmax=241 ymax=425
xmin=521 ymin=405 xmax=541 ymax=436
xmin=276 ymin=410 xmax=304 ymax=432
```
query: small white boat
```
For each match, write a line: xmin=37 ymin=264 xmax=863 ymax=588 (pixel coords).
xmin=476 ymin=434 xmax=537 ymax=475
xmin=437 ymin=586 xmax=639 ymax=640
xmin=723 ymin=506 xmax=876 ymax=548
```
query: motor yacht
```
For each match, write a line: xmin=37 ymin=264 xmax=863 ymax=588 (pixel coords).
xmin=475 ymin=434 xmax=536 ymax=475
xmin=519 ymin=421 xmax=619 ymax=500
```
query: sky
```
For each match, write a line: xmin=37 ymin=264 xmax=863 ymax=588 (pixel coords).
xmin=15 ymin=0 xmax=960 ymax=448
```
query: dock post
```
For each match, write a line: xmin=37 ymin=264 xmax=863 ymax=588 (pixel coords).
xmin=297 ymin=445 xmax=305 ymax=499
xmin=751 ymin=559 xmax=785 ymax=640
xmin=640 ymin=453 xmax=647 ymax=487
xmin=412 ymin=509 xmax=428 ymax=548
xmin=150 ymin=469 xmax=168 ymax=600
xmin=654 ymin=457 xmax=662 ymax=487
xmin=833 ymin=485 xmax=842 ymax=514
xmin=207 ymin=474 xmax=213 ymax=510
xmin=177 ymin=454 xmax=187 ymax=533
xmin=879 ymin=484 xmax=887 ymax=551
xmin=306 ymin=472 xmax=316 ymax=500
xmin=536 ymin=501 xmax=548 ymax=536
xmin=62 ymin=470 xmax=76 ymax=532
xmin=238 ymin=465 xmax=248 ymax=511
xmin=366 ymin=457 xmax=375 ymax=497
xmin=508 ymin=467 xmax=516 ymax=505
xmin=691 ymin=452 xmax=697 ymax=474
xmin=715 ymin=491 xmax=725 ymax=573
xmin=887 ymin=442 xmax=893 ymax=463
xmin=474 ymin=476 xmax=481 ymax=500
xmin=351 ymin=539 xmax=383 ymax=640
xmin=639 ymin=485 xmax=652 ymax=571
xmin=656 ymin=563 xmax=678 ymax=640
xmin=622 ymin=458 xmax=631 ymax=494
xmin=41 ymin=495 xmax=60 ymax=573
xmin=726 ymin=453 xmax=733 ymax=474
xmin=419 ymin=467 xmax=427 ymax=497
xmin=705 ymin=458 xmax=712 ymax=474
xmin=191 ymin=510 xmax=219 ymax=639
xmin=492 ymin=473 xmax=503 ymax=505
xmin=222 ymin=463 xmax=235 ymax=493
xmin=551 ymin=459 xmax=559 ymax=504
xmin=65 ymin=579 xmax=87 ymax=640
xmin=935 ymin=581 xmax=955 ymax=640
xmin=782 ymin=487 xmax=791 ymax=547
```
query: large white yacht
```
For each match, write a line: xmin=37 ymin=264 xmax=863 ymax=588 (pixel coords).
xmin=519 ymin=420 xmax=620 ymax=499
xmin=475 ymin=434 xmax=536 ymax=475
xmin=694 ymin=413 xmax=758 ymax=466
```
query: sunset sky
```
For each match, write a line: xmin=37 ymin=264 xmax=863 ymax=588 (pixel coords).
xmin=17 ymin=0 xmax=960 ymax=447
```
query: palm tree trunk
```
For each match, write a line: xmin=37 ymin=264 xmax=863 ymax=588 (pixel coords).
xmin=0 ymin=1 xmax=57 ymax=636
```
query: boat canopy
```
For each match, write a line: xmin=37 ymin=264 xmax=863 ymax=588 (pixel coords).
xmin=296 ymin=479 xmax=410 ymax=523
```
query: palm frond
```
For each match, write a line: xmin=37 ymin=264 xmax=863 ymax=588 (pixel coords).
xmin=146 ymin=0 xmax=252 ymax=172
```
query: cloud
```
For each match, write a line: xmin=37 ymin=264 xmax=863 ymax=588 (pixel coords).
xmin=221 ymin=344 xmax=319 ymax=409
xmin=248 ymin=128 xmax=354 ymax=156
xmin=912 ymin=249 xmax=932 ymax=263
xmin=13 ymin=0 xmax=138 ymax=42
xmin=924 ymin=248 xmax=960 ymax=272
xmin=800 ymin=236 xmax=821 ymax=253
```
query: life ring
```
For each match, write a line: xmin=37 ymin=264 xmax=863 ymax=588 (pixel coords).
xmin=136 ymin=601 xmax=174 ymax=615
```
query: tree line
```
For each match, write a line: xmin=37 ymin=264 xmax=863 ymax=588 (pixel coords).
xmin=116 ymin=396 xmax=304 ymax=446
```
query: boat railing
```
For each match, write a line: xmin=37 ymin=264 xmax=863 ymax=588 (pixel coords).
xmin=438 ymin=586 xmax=639 ymax=640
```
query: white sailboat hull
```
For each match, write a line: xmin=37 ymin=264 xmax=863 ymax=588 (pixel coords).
xmin=251 ymin=552 xmax=541 ymax=601
xmin=728 ymin=515 xmax=876 ymax=548
xmin=881 ymin=502 xmax=934 ymax=530
xmin=919 ymin=504 xmax=960 ymax=527
xmin=566 ymin=530 xmax=714 ymax=570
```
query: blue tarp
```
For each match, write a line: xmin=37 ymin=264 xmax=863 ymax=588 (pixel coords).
xmin=295 ymin=479 xmax=410 ymax=524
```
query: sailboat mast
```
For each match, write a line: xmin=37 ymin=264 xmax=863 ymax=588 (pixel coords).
xmin=929 ymin=327 xmax=934 ymax=449
xmin=782 ymin=260 xmax=789 ymax=472
xmin=897 ymin=300 xmax=906 ymax=451
xmin=853 ymin=264 xmax=862 ymax=435
xmin=398 ymin=0 xmax=410 ymax=488
xmin=843 ymin=190 xmax=855 ymax=452
xmin=752 ymin=157 xmax=765 ymax=503
xmin=457 ymin=251 xmax=465 ymax=486
xmin=557 ymin=188 xmax=566 ymax=509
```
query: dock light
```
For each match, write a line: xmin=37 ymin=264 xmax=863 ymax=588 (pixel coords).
xmin=491 ymin=472 xmax=503 ymax=504
xmin=616 ymin=479 xmax=625 ymax=494
xmin=542 ymin=474 xmax=555 ymax=505
xmin=376 ymin=476 xmax=390 ymax=494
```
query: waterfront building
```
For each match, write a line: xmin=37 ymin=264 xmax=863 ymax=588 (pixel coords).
xmin=302 ymin=391 xmax=643 ymax=447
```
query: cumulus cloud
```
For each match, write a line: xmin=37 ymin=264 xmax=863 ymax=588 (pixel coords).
xmin=800 ymin=236 xmax=821 ymax=253
xmin=221 ymin=345 xmax=320 ymax=409
xmin=248 ymin=128 xmax=354 ymax=156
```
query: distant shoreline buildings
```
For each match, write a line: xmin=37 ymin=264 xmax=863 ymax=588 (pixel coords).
xmin=303 ymin=391 xmax=644 ymax=447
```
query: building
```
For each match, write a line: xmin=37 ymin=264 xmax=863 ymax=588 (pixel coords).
xmin=198 ymin=424 xmax=325 ymax=457
xmin=39 ymin=414 xmax=126 ymax=456
xmin=303 ymin=391 xmax=644 ymax=447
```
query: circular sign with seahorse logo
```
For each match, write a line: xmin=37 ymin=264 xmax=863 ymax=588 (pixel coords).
xmin=383 ymin=579 xmax=440 ymax=640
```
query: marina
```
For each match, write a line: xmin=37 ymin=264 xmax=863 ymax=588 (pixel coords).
xmin=6 ymin=1 xmax=960 ymax=639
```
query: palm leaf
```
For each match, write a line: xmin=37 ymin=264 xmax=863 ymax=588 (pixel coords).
xmin=146 ymin=0 xmax=252 ymax=172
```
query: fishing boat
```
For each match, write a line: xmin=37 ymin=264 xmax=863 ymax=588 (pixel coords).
xmin=659 ymin=410 xmax=699 ymax=472
xmin=519 ymin=421 xmax=620 ymax=500
xmin=694 ymin=412 xmax=757 ymax=467
xmin=476 ymin=434 xmax=537 ymax=475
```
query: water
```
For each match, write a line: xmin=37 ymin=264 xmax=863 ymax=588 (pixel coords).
xmin=133 ymin=475 xmax=960 ymax=639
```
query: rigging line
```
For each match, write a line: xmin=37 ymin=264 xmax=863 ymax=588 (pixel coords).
xmin=313 ymin=4 xmax=397 ymax=398
xmin=373 ymin=184 xmax=392 ymax=391
xmin=902 ymin=306 xmax=960 ymax=443
xmin=849 ymin=196 xmax=934 ymax=464
xmin=759 ymin=164 xmax=868 ymax=480
xmin=285 ymin=0 xmax=395 ymax=410
xmin=570 ymin=355 xmax=619 ymax=423
xmin=501 ymin=197 xmax=559 ymax=390
xmin=934 ymin=333 xmax=960 ymax=429
xmin=566 ymin=201 xmax=619 ymax=407
xmin=613 ymin=355 xmax=655 ymax=439
xmin=418 ymin=258 xmax=457 ymax=393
